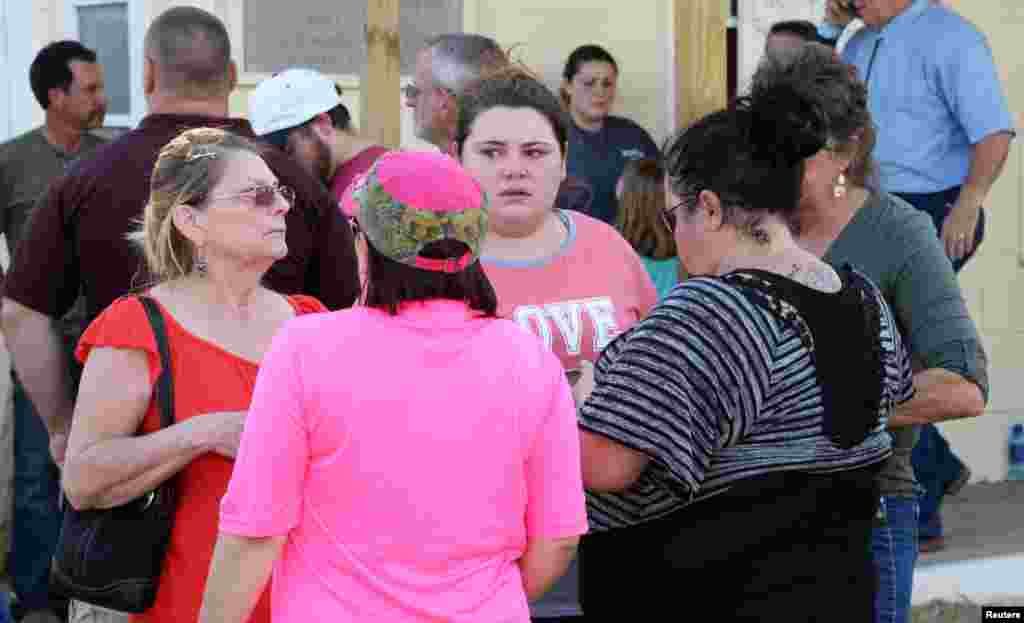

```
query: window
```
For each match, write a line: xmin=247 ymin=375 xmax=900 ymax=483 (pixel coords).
xmin=65 ymin=0 xmax=145 ymax=128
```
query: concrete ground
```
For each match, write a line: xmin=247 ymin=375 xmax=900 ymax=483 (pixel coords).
xmin=912 ymin=480 xmax=1024 ymax=621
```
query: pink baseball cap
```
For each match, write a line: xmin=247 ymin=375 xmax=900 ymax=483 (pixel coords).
xmin=340 ymin=151 xmax=490 ymax=273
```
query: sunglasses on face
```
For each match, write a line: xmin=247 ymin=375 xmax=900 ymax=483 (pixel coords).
xmin=660 ymin=200 xmax=685 ymax=232
xmin=207 ymin=182 xmax=295 ymax=210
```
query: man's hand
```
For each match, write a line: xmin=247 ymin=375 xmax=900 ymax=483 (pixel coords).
xmin=825 ymin=0 xmax=856 ymax=27
xmin=941 ymin=199 xmax=981 ymax=263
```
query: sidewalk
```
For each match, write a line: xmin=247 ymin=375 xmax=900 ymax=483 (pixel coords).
xmin=912 ymin=480 xmax=1024 ymax=615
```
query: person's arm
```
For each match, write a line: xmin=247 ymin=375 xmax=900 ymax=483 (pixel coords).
xmin=199 ymin=534 xmax=285 ymax=623
xmin=63 ymin=344 xmax=245 ymax=509
xmin=1 ymin=180 xmax=85 ymax=461
xmin=937 ymin=27 xmax=1015 ymax=261
xmin=942 ymin=132 xmax=1014 ymax=260
xmin=889 ymin=367 xmax=984 ymax=428
xmin=0 ymin=299 xmax=75 ymax=461
xmin=518 ymin=536 xmax=580 ymax=602
xmin=520 ymin=347 xmax=588 ymax=601
xmin=885 ymin=205 xmax=989 ymax=427
xmin=577 ymin=281 xmax=766 ymax=496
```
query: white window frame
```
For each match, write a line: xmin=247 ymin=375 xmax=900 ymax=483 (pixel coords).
xmin=63 ymin=0 xmax=146 ymax=128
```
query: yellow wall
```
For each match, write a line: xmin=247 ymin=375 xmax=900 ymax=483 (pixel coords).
xmin=227 ymin=0 xmax=674 ymax=150
xmin=926 ymin=2 xmax=1024 ymax=483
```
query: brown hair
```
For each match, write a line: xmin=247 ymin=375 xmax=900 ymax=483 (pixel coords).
xmin=144 ymin=6 xmax=233 ymax=98
xmin=127 ymin=127 xmax=263 ymax=283
xmin=617 ymin=158 xmax=676 ymax=259
xmin=751 ymin=42 xmax=878 ymax=189
xmin=363 ymin=239 xmax=498 ymax=317
xmin=455 ymin=65 xmax=569 ymax=158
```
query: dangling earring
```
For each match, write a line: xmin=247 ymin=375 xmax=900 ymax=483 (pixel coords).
xmin=833 ymin=173 xmax=848 ymax=199
xmin=194 ymin=246 xmax=208 ymax=276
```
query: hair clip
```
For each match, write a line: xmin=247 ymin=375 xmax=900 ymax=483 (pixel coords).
xmin=186 ymin=148 xmax=217 ymax=163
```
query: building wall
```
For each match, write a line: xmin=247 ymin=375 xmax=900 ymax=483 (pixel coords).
xmin=929 ymin=1 xmax=1024 ymax=483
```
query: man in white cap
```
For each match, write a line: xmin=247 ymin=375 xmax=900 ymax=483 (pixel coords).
xmin=250 ymin=68 xmax=387 ymax=212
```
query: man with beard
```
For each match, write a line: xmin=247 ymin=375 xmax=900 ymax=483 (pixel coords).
xmin=0 ymin=40 xmax=107 ymax=623
xmin=250 ymin=68 xmax=387 ymax=212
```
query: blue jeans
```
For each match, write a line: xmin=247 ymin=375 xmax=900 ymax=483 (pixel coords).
xmin=912 ymin=423 xmax=965 ymax=539
xmin=872 ymin=496 xmax=919 ymax=623
xmin=9 ymin=375 xmax=63 ymax=612
xmin=0 ymin=589 xmax=12 ymax=623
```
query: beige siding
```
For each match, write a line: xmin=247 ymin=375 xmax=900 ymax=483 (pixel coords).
xmin=931 ymin=2 xmax=1023 ymax=483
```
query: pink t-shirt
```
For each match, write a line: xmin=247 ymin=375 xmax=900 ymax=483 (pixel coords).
xmin=483 ymin=210 xmax=659 ymax=372
xmin=219 ymin=300 xmax=587 ymax=622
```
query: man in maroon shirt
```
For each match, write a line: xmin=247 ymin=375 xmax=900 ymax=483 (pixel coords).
xmin=0 ymin=6 xmax=358 ymax=480
xmin=249 ymin=68 xmax=388 ymax=213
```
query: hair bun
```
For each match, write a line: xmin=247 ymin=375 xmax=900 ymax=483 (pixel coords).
xmin=743 ymin=82 xmax=827 ymax=168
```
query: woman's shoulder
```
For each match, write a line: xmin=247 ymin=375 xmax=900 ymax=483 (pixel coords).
xmin=76 ymin=295 xmax=158 ymax=361
xmin=861 ymin=191 xmax=938 ymax=245
xmin=657 ymin=276 xmax=763 ymax=321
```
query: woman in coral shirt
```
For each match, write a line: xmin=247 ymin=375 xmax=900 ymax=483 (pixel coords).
xmin=61 ymin=127 xmax=325 ymax=623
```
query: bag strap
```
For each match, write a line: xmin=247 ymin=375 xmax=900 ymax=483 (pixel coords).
xmin=137 ymin=296 xmax=175 ymax=430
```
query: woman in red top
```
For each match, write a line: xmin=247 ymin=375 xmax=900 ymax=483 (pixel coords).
xmin=61 ymin=127 xmax=325 ymax=623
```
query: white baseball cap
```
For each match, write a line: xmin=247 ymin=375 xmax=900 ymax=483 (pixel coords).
xmin=249 ymin=68 xmax=342 ymax=143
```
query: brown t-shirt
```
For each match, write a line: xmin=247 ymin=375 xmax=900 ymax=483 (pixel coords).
xmin=4 ymin=114 xmax=359 ymax=323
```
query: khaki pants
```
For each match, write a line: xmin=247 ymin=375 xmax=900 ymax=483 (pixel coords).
xmin=67 ymin=602 xmax=129 ymax=623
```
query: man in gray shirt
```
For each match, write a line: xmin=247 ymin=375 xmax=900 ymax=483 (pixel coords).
xmin=0 ymin=40 xmax=107 ymax=623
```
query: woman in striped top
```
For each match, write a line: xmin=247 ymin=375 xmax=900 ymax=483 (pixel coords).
xmin=572 ymin=85 xmax=914 ymax=621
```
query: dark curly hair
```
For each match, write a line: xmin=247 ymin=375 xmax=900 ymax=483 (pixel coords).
xmin=752 ymin=42 xmax=877 ymax=189
xmin=663 ymin=80 xmax=827 ymax=240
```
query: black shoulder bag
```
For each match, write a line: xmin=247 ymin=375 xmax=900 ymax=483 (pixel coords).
xmin=50 ymin=296 xmax=178 ymax=613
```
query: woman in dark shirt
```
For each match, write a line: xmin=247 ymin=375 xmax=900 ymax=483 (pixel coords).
xmin=572 ymin=78 xmax=914 ymax=621
xmin=560 ymin=45 xmax=659 ymax=225
xmin=754 ymin=42 xmax=988 ymax=623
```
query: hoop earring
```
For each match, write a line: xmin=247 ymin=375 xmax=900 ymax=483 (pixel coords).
xmin=833 ymin=173 xmax=848 ymax=199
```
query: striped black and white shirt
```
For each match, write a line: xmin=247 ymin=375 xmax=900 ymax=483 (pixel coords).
xmin=580 ymin=268 xmax=914 ymax=532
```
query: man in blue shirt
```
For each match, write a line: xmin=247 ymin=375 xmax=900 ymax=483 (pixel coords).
xmin=843 ymin=0 xmax=1014 ymax=267
xmin=842 ymin=2 xmax=1014 ymax=620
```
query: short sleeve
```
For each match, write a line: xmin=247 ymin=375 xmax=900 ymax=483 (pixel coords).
xmin=4 ymin=179 xmax=80 ymax=317
xmin=895 ymin=343 xmax=915 ymax=406
xmin=579 ymin=280 xmax=768 ymax=499
xmin=937 ymin=29 xmax=1015 ymax=144
xmin=219 ymin=321 xmax=309 ymax=536
xmin=75 ymin=296 xmax=162 ymax=386
xmin=524 ymin=351 xmax=588 ymax=539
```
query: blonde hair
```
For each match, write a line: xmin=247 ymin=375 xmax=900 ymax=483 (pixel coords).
xmin=127 ymin=127 xmax=262 ymax=283
xmin=617 ymin=158 xmax=676 ymax=260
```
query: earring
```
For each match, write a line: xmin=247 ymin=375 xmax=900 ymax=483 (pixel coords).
xmin=833 ymin=173 xmax=848 ymax=199
xmin=194 ymin=247 xmax=208 ymax=276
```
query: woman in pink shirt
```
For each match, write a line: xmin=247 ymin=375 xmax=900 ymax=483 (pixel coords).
xmin=455 ymin=67 xmax=657 ymax=394
xmin=452 ymin=68 xmax=657 ymax=622
xmin=198 ymin=151 xmax=588 ymax=623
